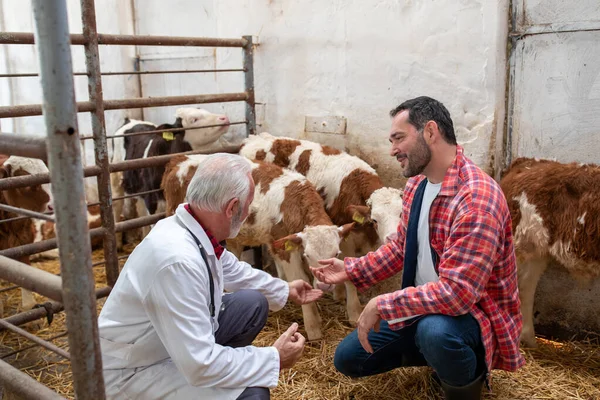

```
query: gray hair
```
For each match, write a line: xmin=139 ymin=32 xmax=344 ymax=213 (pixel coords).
xmin=185 ymin=153 xmax=252 ymax=213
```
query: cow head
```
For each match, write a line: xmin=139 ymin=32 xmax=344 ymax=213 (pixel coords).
xmin=272 ymin=222 xmax=355 ymax=267
xmin=175 ymin=108 xmax=230 ymax=149
xmin=347 ymin=187 xmax=403 ymax=244
xmin=0 ymin=156 xmax=53 ymax=213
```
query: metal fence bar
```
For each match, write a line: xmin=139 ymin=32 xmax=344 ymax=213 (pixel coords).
xmin=92 ymin=254 xmax=129 ymax=268
xmin=0 ymin=228 xmax=105 ymax=260
xmin=0 ymin=204 xmax=55 ymax=222
xmin=86 ymin=188 xmax=164 ymax=208
xmin=0 ymin=286 xmax=111 ymax=331
xmin=0 ymin=212 xmax=164 ymax=260
xmin=79 ymin=120 xmax=247 ymax=141
xmin=0 ymin=68 xmax=245 ymax=78
xmin=1 ymin=210 xmax=56 ymax=225
xmin=1 ymin=331 xmax=68 ymax=359
xmin=0 ymin=255 xmax=63 ymax=301
xmin=243 ymin=36 xmax=256 ymax=137
xmin=0 ymin=32 xmax=248 ymax=47
xmin=32 ymin=0 xmax=104 ymax=397
xmin=82 ymin=0 xmax=119 ymax=288
xmin=0 ymin=144 xmax=240 ymax=191
xmin=0 ymin=319 xmax=70 ymax=360
xmin=0 ymin=133 xmax=47 ymax=160
xmin=0 ymin=92 xmax=249 ymax=118
xmin=0 ymin=358 xmax=66 ymax=400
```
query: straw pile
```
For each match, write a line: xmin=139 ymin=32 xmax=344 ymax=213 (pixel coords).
xmin=1 ymin=248 xmax=599 ymax=399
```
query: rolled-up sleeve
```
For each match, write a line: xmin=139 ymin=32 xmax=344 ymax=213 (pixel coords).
xmin=143 ymin=262 xmax=280 ymax=388
xmin=220 ymin=250 xmax=289 ymax=311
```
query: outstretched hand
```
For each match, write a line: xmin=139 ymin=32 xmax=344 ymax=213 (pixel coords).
xmin=310 ymin=258 xmax=349 ymax=285
xmin=288 ymin=280 xmax=323 ymax=305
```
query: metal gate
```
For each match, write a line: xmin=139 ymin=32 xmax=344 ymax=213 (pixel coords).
xmin=506 ymin=0 xmax=600 ymax=167
xmin=0 ymin=0 xmax=256 ymax=397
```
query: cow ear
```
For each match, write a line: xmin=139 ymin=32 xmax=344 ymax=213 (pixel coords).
xmin=338 ymin=222 xmax=356 ymax=239
xmin=0 ymin=164 xmax=11 ymax=179
xmin=346 ymin=205 xmax=371 ymax=225
xmin=272 ymin=233 xmax=303 ymax=252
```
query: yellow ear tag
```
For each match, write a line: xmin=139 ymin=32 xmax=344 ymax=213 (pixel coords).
xmin=352 ymin=212 xmax=365 ymax=225
xmin=162 ymin=131 xmax=174 ymax=141
xmin=284 ymin=240 xmax=297 ymax=252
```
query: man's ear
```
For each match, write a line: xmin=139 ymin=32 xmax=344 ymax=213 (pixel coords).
xmin=225 ymin=197 xmax=241 ymax=219
xmin=423 ymin=120 xmax=439 ymax=144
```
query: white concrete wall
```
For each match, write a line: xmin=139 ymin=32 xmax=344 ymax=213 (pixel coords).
xmin=134 ymin=0 xmax=510 ymax=187
xmin=0 ymin=0 xmax=141 ymax=167
xmin=1 ymin=0 xmax=510 ymax=186
xmin=509 ymin=0 xmax=600 ymax=165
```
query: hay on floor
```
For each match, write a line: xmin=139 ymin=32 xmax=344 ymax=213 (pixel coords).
xmin=0 ymin=246 xmax=599 ymax=399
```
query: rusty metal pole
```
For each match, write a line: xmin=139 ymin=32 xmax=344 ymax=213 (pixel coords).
xmin=242 ymin=36 xmax=263 ymax=267
xmin=242 ymin=36 xmax=256 ymax=137
xmin=81 ymin=0 xmax=119 ymax=287
xmin=0 ymin=359 xmax=65 ymax=400
xmin=31 ymin=0 xmax=105 ymax=398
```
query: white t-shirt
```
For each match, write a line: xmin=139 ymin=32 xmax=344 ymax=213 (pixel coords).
xmin=415 ymin=180 xmax=442 ymax=286
xmin=388 ymin=180 xmax=441 ymax=325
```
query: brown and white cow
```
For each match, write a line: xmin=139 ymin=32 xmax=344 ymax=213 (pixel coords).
xmin=500 ymin=157 xmax=600 ymax=347
xmin=0 ymin=156 xmax=54 ymax=315
xmin=240 ymin=132 xmax=403 ymax=250
xmin=161 ymin=154 xmax=358 ymax=340
xmin=240 ymin=132 xmax=404 ymax=302
xmin=110 ymin=108 xmax=230 ymax=247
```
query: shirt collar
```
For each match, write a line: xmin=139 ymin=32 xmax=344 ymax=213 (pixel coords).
xmin=184 ymin=204 xmax=225 ymax=260
xmin=437 ymin=145 xmax=465 ymax=197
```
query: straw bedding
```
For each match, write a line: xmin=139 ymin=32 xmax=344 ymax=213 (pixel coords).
xmin=0 ymin=247 xmax=598 ymax=400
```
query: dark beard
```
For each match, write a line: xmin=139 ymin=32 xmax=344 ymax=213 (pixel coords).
xmin=402 ymin=134 xmax=431 ymax=178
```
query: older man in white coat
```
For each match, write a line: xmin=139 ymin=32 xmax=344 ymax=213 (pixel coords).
xmin=98 ymin=153 xmax=322 ymax=400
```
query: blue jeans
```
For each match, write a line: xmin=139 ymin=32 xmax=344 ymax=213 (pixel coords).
xmin=334 ymin=314 xmax=485 ymax=387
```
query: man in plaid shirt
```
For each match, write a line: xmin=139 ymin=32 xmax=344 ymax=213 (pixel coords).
xmin=311 ymin=96 xmax=524 ymax=400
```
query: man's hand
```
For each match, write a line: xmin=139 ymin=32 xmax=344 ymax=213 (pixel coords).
xmin=273 ymin=322 xmax=306 ymax=369
xmin=310 ymin=258 xmax=349 ymax=284
xmin=357 ymin=297 xmax=382 ymax=354
xmin=288 ymin=280 xmax=323 ymax=305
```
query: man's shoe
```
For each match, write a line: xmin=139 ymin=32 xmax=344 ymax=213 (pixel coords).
xmin=440 ymin=372 xmax=485 ymax=400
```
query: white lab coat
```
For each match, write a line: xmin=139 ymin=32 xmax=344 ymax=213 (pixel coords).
xmin=98 ymin=204 xmax=289 ymax=399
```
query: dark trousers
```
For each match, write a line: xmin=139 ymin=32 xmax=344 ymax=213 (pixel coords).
xmin=216 ymin=290 xmax=271 ymax=400
xmin=334 ymin=314 xmax=485 ymax=387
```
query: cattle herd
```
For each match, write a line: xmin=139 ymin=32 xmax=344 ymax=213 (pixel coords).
xmin=0 ymin=108 xmax=599 ymax=347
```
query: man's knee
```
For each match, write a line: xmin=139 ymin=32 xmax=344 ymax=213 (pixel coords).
xmin=234 ymin=289 xmax=269 ymax=323
xmin=333 ymin=339 xmax=361 ymax=378
xmin=415 ymin=315 xmax=462 ymax=356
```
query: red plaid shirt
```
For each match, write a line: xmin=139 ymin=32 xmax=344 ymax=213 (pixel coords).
xmin=345 ymin=146 xmax=525 ymax=373
xmin=184 ymin=204 xmax=225 ymax=259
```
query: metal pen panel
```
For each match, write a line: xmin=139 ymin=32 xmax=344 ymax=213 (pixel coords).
xmin=81 ymin=0 xmax=119 ymax=288
xmin=243 ymin=36 xmax=256 ymax=137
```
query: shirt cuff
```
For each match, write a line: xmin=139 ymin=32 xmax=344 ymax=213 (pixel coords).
xmin=269 ymin=279 xmax=289 ymax=312
xmin=265 ymin=347 xmax=281 ymax=388
xmin=376 ymin=292 xmax=400 ymax=321
xmin=344 ymin=257 xmax=370 ymax=292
